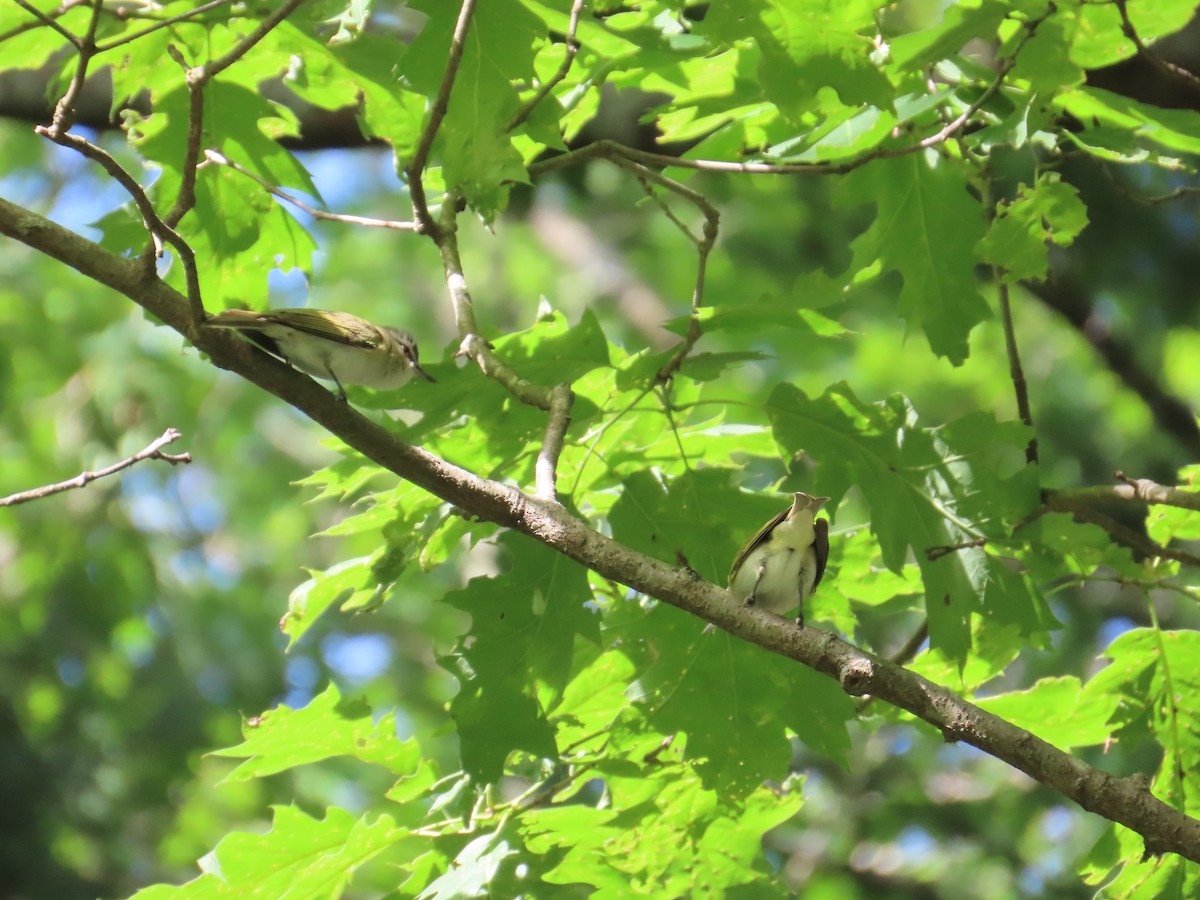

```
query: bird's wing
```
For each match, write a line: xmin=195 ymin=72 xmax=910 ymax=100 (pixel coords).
xmin=727 ymin=506 xmax=790 ymax=586
xmin=810 ymin=518 xmax=830 ymax=592
xmin=266 ymin=310 xmax=378 ymax=347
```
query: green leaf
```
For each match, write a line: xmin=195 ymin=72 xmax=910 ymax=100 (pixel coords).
xmin=702 ymin=0 xmax=895 ymax=117
xmin=838 ymin=154 xmax=990 ymax=364
xmin=976 ymin=676 xmax=1121 ymax=750
xmin=977 ymin=173 xmax=1088 ymax=282
xmin=889 ymin=1 xmax=1010 ymax=71
xmin=212 ymin=684 xmax=421 ymax=780
xmin=442 ymin=533 xmax=599 ymax=782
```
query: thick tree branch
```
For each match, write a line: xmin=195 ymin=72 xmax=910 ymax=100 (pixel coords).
xmin=4 ymin=194 xmax=1200 ymax=863
xmin=0 ymin=428 xmax=191 ymax=507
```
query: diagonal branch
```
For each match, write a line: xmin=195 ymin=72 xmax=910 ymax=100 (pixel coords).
xmin=428 ymin=197 xmax=573 ymax=500
xmin=94 ymin=0 xmax=233 ymax=53
xmin=1039 ymin=489 xmax=1200 ymax=568
xmin=0 ymin=428 xmax=191 ymax=507
xmin=1113 ymin=0 xmax=1200 ymax=97
xmin=505 ymin=0 xmax=586 ymax=134
xmin=405 ymin=0 xmax=479 ymax=236
xmin=204 ymin=0 xmax=305 ymax=79
xmin=4 ymin=194 xmax=1200 ymax=863
xmin=9 ymin=0 xmax=81 ymax=48
xmin=33 ymin=125 xmax=205 ymax=330
xmin=1025 ymin=279 xmax=1200 ymax=458
xmin=205 ymin=150 xmax=419 ymax=231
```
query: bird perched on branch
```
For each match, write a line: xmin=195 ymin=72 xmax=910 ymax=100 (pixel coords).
xmin=203 ymin=308 xmax=435 ymax=401
xmin=728 ymin=492 xmax=830 ymax=627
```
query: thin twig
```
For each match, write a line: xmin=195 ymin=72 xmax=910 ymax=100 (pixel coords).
xmin=983 ymin=169 xmax=1039 ymax=465
xmin=438 ymin=199 xmax=555 ymax=409
xmin=1114 ymin=470 xmax=1200 ymax=508
xmin=205 ymin=150 xmax=419 ymax=230
xmin=0 ymin=429 xmax=191 ymax=507
xmin=505 ymin=0 xmax=585 ymax=133
xmin=1113 ymin=0 xmax=1200 ymax=97
xmin=161 ymin=44 xmax=204 ymax=232
xmin=45 ymin=0 xmax=104 ymax=134
xmin=32 ymin=125 xmax=205 ymax=323
xmin=406 ymin=0 xmax=479 ymax=235
xmin=926 ymin=538 xmax=988 ymax=561
xmin=94 ymin=0 xmax=232 ymax=52
xmin=205 ymin=0 xmax=305 ymax=79
xmin=1048 ymin=476 xmax=1200 ymax=512
xmin=430 ymin=197 xmax=572 ymax=497
xmin=531 ymin=11 xmax=1050 ymax=182
xmin=997 ymin=281 xmax=1038 ymax=464
xmin=535 ymin=384 xmax=575 ymax=502
xmin=1039 ymin=491 xmax=1200 ymax=568
xmin=10 ymin=0 xmax=80 ymax=47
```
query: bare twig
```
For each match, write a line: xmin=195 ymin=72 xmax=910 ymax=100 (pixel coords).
xmin=982 ymin=169 xmax=1039 ymax=465
xmin=1049 ymin=476 xmax=1200 ymax=513
xmin=94 ymin=0 xmax=232 ymax=52
xmin=997 ymin=279 xmax=1038 ymax=464
xmin=1114 ymin=471 xmax=1200 ymax=508
xmin=926 ymin=538 xmax=988 ymax=561
xmin=406 ymin=0 xmax=479 ymax=235
xmin=1114 ymin=0 xmax=1200 ymax=97
xmin=44 ymin=0 xmax=104 ymax=134
xmin=205 ymin=0 xmax=305 ymax=79
xmin=1040 ymin=490 xmax=1200 ymax=568
xmin=0 ymin=429 xmax=191 ymax=507
xmin=10 ymin=0 xmax=81 ymax=47
xmin=505 ymin=0 xmax=585 ymax=133
xmin=33 ymin=125 xmax=205 ymax=328
xmin=536 ymin=384 xmax=575 ymax=501
xmin=205 ymin=150 xmax=419 ymax=230
xmin=161 ymin=43 xmax=205 ymax=233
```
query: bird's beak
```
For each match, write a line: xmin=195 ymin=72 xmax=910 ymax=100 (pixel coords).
xmin=792 ymin=492 xmax=830 ymax=514
xmin=413 ymin=363 xmax=437 ymax=383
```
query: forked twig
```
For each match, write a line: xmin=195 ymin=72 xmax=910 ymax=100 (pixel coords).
xmin=1 ymin=429 xmax=192 ymax=507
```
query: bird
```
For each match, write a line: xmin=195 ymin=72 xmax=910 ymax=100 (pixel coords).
xmin=728 ymin=492 xmax=830 ymax=627
xmin=203 ymin=307 xmax=435 ymax=401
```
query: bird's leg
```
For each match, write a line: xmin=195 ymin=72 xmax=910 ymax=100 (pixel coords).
xmin=794 ymin=566 xmax=806 ymax=628
xmin=325 ymin=366 xmax=348 ymax=403
xmin=743 ymin=558 xmax=768 ymax=607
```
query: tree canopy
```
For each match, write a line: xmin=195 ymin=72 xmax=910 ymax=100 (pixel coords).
xmin=3 ymin=0 xmax=1200 ymax=897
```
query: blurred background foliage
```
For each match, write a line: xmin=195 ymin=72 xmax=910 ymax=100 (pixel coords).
xmin=2 ymin=0 xmax=1200 ymax=897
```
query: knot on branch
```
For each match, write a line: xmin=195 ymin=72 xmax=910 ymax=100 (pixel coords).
xmin=840 ymin=657 xmax=875 ymax=696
